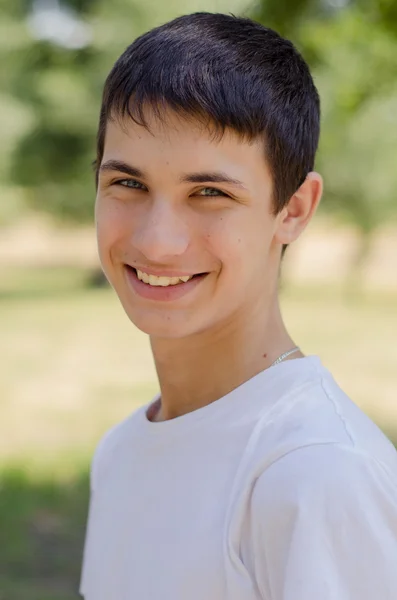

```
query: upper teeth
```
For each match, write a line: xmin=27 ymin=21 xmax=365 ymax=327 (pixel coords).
xmin=136 ymin=269 xmax=193 ymax=286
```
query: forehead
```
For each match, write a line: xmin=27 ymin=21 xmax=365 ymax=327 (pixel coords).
xmin=102 ymin=108 xmax=272 ymax=181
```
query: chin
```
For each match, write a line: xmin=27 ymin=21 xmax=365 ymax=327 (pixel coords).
xmin=121 ymin=305 xmax=199 ymax=339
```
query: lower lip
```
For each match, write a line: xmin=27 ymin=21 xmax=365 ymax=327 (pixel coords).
xmin=124 ymin=266 xmax=207 ymax=302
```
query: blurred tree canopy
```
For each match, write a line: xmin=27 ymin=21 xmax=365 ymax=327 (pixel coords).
xmin=1 ymin=0 xmax=397 ymax=248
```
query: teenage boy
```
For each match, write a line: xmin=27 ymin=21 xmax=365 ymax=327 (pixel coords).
xmin=80 ymin=12 xmax=397 ymax=600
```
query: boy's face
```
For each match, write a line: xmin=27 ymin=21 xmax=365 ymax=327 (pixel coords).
xmin=96 ymin=108 xmax=283 ymax=338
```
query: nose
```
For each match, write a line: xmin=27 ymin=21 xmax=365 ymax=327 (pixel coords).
xmin=131 ymin=198 xmax=190 ymax=263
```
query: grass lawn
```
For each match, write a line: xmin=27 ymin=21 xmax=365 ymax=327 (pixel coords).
xmin=1 ymin=267 xmax=397 ymax=599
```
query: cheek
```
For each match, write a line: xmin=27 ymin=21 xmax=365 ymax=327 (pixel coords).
xmin=207 ymin=211 xmax=268 ymax=275
xmin=95 ymin=196 xmax=128 ymax=264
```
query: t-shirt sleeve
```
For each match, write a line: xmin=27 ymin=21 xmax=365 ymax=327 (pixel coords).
xmin=247 ymin=443 xmax=397 ymax=600
xmin=80 ymin=423 xmax=124 ymax=597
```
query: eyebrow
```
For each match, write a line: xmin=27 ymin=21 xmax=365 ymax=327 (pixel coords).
xmin=179 ymin=171 xmax=247 ymax=189
xmin=99 ymin=160 xmax=145 ymax=179
xmin=99 ymin=159 xmax=247 ymax=190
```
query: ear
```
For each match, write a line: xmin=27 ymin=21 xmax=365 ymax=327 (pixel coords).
xmin=274 ymin=172 xmax=323 ymax=246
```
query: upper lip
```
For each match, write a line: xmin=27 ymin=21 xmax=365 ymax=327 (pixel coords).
xmin=125 ymin=264 xmax=203 ymax=278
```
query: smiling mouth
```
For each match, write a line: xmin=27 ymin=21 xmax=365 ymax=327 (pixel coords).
xmin=126 ymin=266 xmax=207 ymax=287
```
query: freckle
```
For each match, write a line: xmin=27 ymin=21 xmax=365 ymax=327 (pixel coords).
xmin=238 ymin=238 xmax=241 ymax=243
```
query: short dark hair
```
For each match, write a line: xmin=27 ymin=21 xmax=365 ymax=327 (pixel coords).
xmin=96 ymin=12 xmax=320 ymax=259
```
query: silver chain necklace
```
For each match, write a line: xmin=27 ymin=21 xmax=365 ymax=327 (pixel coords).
xmin=270 ymin=346 xmax=301 ymax=367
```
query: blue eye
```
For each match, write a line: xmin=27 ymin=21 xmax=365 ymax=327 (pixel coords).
xmin=198 ymin=187 xmax=227 ymax=197
xmin=117 ymin=179 xmax=145 ymax=189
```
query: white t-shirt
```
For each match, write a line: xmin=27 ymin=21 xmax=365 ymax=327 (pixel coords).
xmin=80 ymin=355 xmax=397 ymax=599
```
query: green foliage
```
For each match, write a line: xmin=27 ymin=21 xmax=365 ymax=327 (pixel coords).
xmin=0 ymin=467 xmax=89 ymax=599
xmin=251 ymin=0 xmax=323 ymax=41
xmin=302 ymin=8 xmax=397 ymax=232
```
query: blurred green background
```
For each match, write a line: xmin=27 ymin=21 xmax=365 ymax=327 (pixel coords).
xmin=1 ymin=0 xmax=397 ymax=598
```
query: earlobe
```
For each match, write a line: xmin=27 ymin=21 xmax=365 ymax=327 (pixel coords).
xmin=274 ymin=171 xmax=323 ymax=246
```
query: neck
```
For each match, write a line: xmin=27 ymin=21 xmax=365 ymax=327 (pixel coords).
xmin=149 ymin=290 xmax=303 ymax=422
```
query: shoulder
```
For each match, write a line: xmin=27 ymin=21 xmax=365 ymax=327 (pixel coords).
xmin=244 ymin=444 xmax=397 ymax=600
xmin=251 ymin=361 xmax=397 ymax=476
xmin=251 ymin=442 xmax=397 ymax=520
xmin=89 ymin=406 xmax=145 ymax=493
